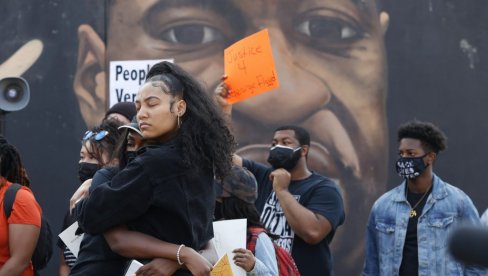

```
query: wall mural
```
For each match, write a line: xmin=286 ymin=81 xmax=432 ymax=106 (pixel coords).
xmin=1 ymin=0 xmax=487 ymax=275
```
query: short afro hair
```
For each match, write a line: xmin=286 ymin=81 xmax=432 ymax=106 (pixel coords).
xmin=397 ymin=120 xmax=447 ymax=154
xmin=274 ymin=125 xmax=310 ymax=146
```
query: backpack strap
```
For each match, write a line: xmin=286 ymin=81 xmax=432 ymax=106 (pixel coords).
xmin=247 ymin=226 xmax=267 ymax=253
xmin=3 ymin=183 xmax=22 ymax=219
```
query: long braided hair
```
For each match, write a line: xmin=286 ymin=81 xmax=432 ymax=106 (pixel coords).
xmin=0 ymin=136 xmax=30 ymax=187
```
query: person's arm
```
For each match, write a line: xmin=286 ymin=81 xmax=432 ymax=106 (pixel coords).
xmin=0 ymin=224 xmax=39 ymax=276
xmin=214 ymin=79 xmax=245 ymax=170
xmin=103 ymin=225 xmax=213 ymax=275
xmin=69 ymin=179 xmax=92 ymax=211
xmin=0 ymin=188 xmax=41 ymax=276
xmin=59 ymin=251 xmax=70 ymax=276
xmin=362 ymin=210 xmax=379 ymax=276
xmin=135 ymin=258 xmax=180 ymax=276
xmin=241 ymin=233 xmax=278 ymax=276
xmin=70 ymin=168 xmax=118 ymax=212
xmin=74 ymin=161 xmax=154 ymax=234
xmin=214 ymin=76 xmax=233 ymax=127
xmin=270 ymin=169 xmax=334 ymax=244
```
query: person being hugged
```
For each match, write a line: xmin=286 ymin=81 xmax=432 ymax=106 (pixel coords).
xmin=74 ymin=61 xmax=235 ymax=276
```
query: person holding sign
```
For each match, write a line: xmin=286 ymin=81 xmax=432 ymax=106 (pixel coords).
xmin=215 ymin=165 xmax=279 ymax=275
xmin=74 ymin=61 xmax=235 ymax=276
xmin=215 ymin=86 xmax=344 ymax=276
xmin=74 ymin=1 xmax=388 ymax=274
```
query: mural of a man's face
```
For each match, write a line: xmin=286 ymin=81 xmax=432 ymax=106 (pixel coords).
xmin=74 ymin=0 xmax=389 ymax=273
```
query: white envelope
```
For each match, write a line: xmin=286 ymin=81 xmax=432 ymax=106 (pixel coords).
xmin=57 ymin=221 xmax=84 ymax=257
xmin=124 ymin=260 xmax=143 ymax=276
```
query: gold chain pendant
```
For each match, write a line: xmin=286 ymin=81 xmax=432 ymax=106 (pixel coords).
xmin=410 ymin=209 xmax=417 ymax=218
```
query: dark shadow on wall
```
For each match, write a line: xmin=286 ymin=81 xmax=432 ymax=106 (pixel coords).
xmin=385 ymin=0 xmax=488 ymax=212
xmin=0 ymin=1 xmax=106 ymax=275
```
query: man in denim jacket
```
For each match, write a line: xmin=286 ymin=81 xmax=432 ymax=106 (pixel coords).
xmin=363 ymin=121 xmax=486 ymax=275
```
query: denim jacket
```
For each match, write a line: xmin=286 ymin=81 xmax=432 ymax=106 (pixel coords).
xmin=363 ymin=174 xmax=486 ymax=276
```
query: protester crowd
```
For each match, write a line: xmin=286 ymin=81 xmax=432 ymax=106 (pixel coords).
xmin=1 ymin=61 xmax=487 ymax=276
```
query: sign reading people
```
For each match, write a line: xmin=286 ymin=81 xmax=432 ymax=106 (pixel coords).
xmin=224 ymin=29 xmax=279 ymax=104
xmin=109 ymin=59 xmax=172 ymax=108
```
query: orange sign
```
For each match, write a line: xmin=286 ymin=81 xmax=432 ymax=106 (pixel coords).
xmin=224 ymin=29 xmax=279 ymax=104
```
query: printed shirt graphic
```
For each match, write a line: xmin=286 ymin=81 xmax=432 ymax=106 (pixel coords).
xmin=260 ymin=192 xmax=300 ymax=253
xmin=242 ymin=159 xmax=345 ymax=276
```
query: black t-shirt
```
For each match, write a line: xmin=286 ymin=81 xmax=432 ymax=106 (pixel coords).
xmin=74 ymin=141 xmax=215 ymax=276
xmin=70 ymin=167 xmax=128 ymax=276
xmin=399 ymin=185 xmax=433 ymax=276
xmin=243 ymin=159 xmax=345 ymax=276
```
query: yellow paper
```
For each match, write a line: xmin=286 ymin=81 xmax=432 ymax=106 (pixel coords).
xmin=211 ymin=253 xmax=234 ymax=276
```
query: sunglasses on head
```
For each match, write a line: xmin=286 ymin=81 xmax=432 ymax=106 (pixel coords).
xmin=83 ymin=130 xmax=109 ymax=141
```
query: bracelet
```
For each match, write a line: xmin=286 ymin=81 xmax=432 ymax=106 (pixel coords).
xmin=177 ymin=244 xmax=185 ymax=265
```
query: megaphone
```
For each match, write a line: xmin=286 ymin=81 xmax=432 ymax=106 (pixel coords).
xmin=0 ymin=77 xmax=30 ymax=112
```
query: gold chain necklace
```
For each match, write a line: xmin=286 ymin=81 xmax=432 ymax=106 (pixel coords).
xmin=406 ymin=184 xmax=432 ymax=218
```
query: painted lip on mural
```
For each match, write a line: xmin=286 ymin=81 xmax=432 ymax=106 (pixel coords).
xmin=300 ymin=108 xmax=361 ymax=180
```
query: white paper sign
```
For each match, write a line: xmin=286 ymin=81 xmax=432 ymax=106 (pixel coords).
xmin=109 ymin=59 xmax=173 ymax=108
xmin=212 ymin=219 xmax=247 ymax=276
xmin=57 ymin=221 xmax=84 ymax=257
xmin=124 ymin=260 xmax=144 ymax=276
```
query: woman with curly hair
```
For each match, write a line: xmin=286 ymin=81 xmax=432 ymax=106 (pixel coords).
xmin=74 ymin=61 xmax=235 ymax=275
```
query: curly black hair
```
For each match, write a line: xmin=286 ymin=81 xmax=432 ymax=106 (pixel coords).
xmin=82 ymin=119 xmax=123 ymax=167
xmin=145 ymin=61 xmax=235 ymax=179
xmin=397 ymin=120 xmax=447 ymax=154
xmin=0 ymin=136 xmax=30 ymax=187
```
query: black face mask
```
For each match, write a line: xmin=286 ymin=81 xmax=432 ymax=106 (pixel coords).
xmin=78 ymin=162 xmax=99 ymax=183
xmin=267 ymin=145 xmax=302 ymax=171
xmin=395 ymin=154 xmax=429 ymax=179
xmin=126 ymin=151 xmax=137 ymax=163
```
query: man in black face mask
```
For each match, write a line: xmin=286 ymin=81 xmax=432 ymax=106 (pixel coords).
xmin=233 ymin=125 xmax=345 ymax=276
xmin=363 ymin=120 xmax=485 ymax=275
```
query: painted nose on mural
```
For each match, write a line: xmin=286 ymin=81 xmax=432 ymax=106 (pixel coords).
xmin=234 ymin=29 xmax=331 ymax=124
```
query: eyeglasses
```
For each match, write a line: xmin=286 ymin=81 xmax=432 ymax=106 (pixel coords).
xmin=82 ymin=130 xmax=109 ymax=141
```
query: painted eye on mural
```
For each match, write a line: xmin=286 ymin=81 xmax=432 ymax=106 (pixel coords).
xmin=296 ymin=18 xmax=358 ymax=40
xmin=158 ymin=24 xmax=224 ymax=45
xmin=294 ymin=14 xmax=365 ymax=52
